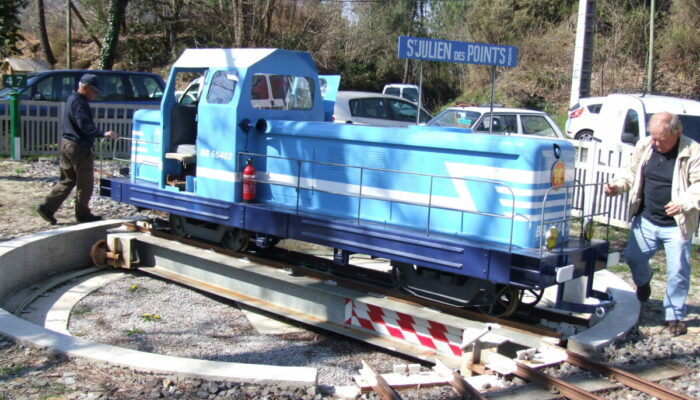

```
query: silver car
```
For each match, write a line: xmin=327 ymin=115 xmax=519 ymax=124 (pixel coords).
xmin=333 ymin=91 xmax=432 ymax=127
xmin=428 ymin=105 xmax=567 ymax=139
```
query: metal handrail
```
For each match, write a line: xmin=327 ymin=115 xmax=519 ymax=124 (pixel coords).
xmin=96 ymin=136 xmax=161 ymax=179
xmin=238 ymin=151 xmax=517 ymax=252
xmin=538 ymin=182 xmax=611 ymax=257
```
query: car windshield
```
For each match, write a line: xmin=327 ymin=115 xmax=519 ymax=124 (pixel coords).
xmin=428 ymin=110 xmax=481 ymax=128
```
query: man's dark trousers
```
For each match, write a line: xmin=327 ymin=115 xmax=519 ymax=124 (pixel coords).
xmin=40 ymin=139 xmax=94 ymax=219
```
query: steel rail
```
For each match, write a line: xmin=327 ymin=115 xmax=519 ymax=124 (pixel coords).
xmin=359 ymin=360 xmax=403 ymax=400
xmin=434 ymin=358 xmax=486 ymax=400
xmin=513 ymin=361 xmax=605 ymax=400
xmin=565 ymin=349 xmax=695 ymax=400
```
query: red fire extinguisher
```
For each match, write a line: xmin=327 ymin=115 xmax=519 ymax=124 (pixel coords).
xmin=242 ymin=158 xmax=256 ymax=203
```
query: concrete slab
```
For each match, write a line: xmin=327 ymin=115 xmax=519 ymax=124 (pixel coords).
xmin=0 ymin=222 xmax=317 ymax=387
xmin=240 ymin=307 xmax=305 ymax=334
xmin=539 ymin=269 xmax=639 ymax=354
xmin=566 ymin=270 xmax=639 ymax=354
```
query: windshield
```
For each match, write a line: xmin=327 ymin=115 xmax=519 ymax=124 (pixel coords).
xmin=428 ymin=110 xmax=482 ymax=129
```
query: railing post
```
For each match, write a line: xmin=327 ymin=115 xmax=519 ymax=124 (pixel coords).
xmin=426 ymin=176 xmax=434 ymax=236
xmin=357 ymin=167 xmax=365 ymax=224
xmin=295 ymin=160 xmax=302 ymax=213
xmin=9 ymin=91 xmax=20 ymax=160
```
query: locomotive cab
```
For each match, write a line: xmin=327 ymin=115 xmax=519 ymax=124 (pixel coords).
xmin=131 ymin=48 xmax=326 ymax=200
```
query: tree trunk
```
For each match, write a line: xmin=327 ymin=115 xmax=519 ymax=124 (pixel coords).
xmin=98 ymin=0 xmax=129 ymax=70
xmin=37 ymin=0 xmax=56 ymax=66
xmin=168 ymin=0 xmax=181 ymax=59
xmin=232 ymin=0 xmax=246 ymax=47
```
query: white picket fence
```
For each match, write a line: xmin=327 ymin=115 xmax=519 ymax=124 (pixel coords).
xmin=2 ymin=100 xmax=697 ymax=242
xmin=0 ymin=100 xmax=157 ymax=157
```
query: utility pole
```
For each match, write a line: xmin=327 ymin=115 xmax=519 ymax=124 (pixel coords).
xmin=66 ymin=0 xmax=72 ymax=68
xmin=646 ymin=0 xmax=655 ymax=92
xmin=569 ymin=0 xmax=596 ymax=107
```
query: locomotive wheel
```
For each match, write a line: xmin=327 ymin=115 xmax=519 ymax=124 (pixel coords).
xmin=478 ymin=285 xmax=520 ymax=318
xmin=221 ymin=228 xmax=250 ymax=252
xmin=90 ymin=239 xmax=109 ymax=269
xmin=169 ymin=214 xmax=187 ymax=237
xmin=519 ymin=287 xmax=544 ymax=308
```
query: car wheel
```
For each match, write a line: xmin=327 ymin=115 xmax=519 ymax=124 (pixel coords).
xmin=575 ymin=130 xmax=594 ymax=141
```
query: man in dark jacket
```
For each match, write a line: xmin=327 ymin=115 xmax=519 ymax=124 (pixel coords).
xmin=37 ymin=74 xmax=118 ymax=224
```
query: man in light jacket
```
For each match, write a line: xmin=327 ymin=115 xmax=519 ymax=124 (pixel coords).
xmin=604 ymin=112 xmax=700 ymax=336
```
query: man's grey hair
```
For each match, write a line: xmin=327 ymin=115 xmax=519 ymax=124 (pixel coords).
xmin=651 ymin=112 xmax=683 ymax=136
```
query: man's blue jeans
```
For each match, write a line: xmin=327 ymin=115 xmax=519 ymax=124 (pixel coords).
xmin=625 ymin=215 xmax=691 ymax=321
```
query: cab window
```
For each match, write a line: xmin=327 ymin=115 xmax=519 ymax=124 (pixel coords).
xmin=402 ymin=88 xmax=419 ymax=103
xmin=384 ymin=87 xmax=400 ymax=97
xmin=250 ymin=74 xmax=314 ymax=110
xmin=207 ymin=71 xmax=237 ymax=104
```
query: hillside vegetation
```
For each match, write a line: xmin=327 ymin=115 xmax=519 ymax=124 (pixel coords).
xmin=9 ymin=0 xmax=700 ymax=119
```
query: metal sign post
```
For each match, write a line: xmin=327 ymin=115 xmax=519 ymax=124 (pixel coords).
xmin=416 ymin=61 xmax=423 ymax=125
xmin=397 ymin=36 xmax=518 ymax=129
xmin=3 ymin=74 xmax=27 ymax=160
xmin=489 ymin=66 xmax=496 ymax=134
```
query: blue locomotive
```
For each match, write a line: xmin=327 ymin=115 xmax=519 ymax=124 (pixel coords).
xmin=100 ymin=48 xmax=613 ymax=316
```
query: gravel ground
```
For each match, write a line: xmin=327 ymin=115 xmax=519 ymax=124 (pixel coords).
xmin=1 ymin=158 xmax=699 ymax=400
xmin=67 ymin=273 xmax=414 ymax=387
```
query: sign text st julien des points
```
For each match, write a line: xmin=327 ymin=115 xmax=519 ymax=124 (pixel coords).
xmin=398 ymin=36 xmax=518 ymax=67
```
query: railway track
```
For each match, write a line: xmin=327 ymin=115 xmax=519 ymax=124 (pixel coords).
xmin=87 ymin=220 xmax=693 ymax=399
xmin=356 ymin=347 xmax=693 ymax=400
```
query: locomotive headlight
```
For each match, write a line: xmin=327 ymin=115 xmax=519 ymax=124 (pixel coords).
xmin=551 ymin=160 xmax=565 ymax=187
xmin=545 ymin=226 xmax=559 ymax=250
xmin=583 ymin=219 xmax=594 ymax=242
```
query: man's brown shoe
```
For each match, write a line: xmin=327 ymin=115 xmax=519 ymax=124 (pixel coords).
xmin=667 ymin=320 xmax=687 ymax=336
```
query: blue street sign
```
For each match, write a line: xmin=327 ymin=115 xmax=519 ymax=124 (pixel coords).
xmin=398 ymin=36 xmax=518 ymax=67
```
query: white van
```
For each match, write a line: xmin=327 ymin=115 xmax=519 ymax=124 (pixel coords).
xmin=570 ymin=93 xmax=700 ymax=146
xmin=382 ymin=84 xmax=420 ymax=104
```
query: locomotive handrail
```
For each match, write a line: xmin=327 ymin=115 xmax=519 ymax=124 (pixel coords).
xmin=97 ymin=137 xmax=161 ymax=179
xmin=238 ymin=151 xmax=517 ymax=252
xmin=538 ymin=182 xmax=611 ymax=257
